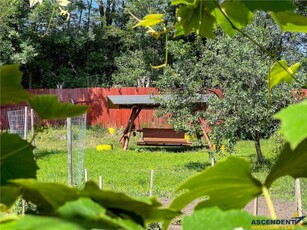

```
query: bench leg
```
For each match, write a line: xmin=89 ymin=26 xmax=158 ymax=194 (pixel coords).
xmin=121 ymin=106 xmax=143 ymax=150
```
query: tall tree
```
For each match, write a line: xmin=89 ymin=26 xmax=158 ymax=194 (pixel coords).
xmin=157 ymin=13 xmax=300 ymax=162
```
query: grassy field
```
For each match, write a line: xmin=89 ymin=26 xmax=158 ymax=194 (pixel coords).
xmin=34 ymin=126 xmax=306 ymax=211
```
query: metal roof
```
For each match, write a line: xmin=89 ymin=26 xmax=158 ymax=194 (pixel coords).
xmin=107 ymin=95 xmax=160 ymax=108
xmin=107 ymin=94 xmax=216 ymax=109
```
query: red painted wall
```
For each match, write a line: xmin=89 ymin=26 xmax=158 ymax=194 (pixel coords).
xmin=0 ymin=87 xmax=171 ymax=130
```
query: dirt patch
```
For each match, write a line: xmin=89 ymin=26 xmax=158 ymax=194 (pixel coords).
xmin=158 ymin=198 xmax=299 ymax=230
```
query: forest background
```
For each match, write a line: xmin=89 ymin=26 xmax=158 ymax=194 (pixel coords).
xmin=1 ymin=0 xmax=306 ymax=89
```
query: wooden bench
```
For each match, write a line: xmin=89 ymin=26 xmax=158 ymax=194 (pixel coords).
xmin=137 ymin=128 xmax=192 ymax=146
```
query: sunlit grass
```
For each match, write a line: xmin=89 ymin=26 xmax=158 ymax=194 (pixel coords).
xmin=35 ymin=126 xmax=306 ymax=210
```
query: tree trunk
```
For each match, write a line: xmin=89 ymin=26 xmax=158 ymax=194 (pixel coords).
xmin=254 ymin=136 xmax=264 ymax=163
xmin=86 ymin=0 xmax=93 ymax=32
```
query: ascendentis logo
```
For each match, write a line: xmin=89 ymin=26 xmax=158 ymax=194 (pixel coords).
xmin=251 ymin=216 xmax=306 ymax=229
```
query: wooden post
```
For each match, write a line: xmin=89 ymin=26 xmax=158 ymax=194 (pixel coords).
xmin=210 ymin=154 xmax=215 ymax=166
xmin=149 ymin=170 xmax=154 ymax=197
xmin=199 ymin=118 xmax=213 ymax=150
xmin=295 ymin=178 xmax=302 ymax=218
xmin=253 ymin=197 xmax=259 ymax=216
xmin=67 ymin=118 xmax=73 ymax=186
xmin=24 ymin=107 xmax=28 ymax=140
xmin=99 ymin=176 xmax=103 ymax=190
xmin=22 ymin=199 xmax=26 ymax=215
xmin=30 ymin=109 xmax=35 ymax=146
xmin=84 ymin=169 xmax=88 ymax=182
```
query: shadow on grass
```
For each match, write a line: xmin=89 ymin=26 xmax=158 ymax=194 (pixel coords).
xmin=35 ymin=150 xmax=63 ymax=160
xmin=244 ymin=154 xmax=277 ymax=173
xmin=184 ymin=161 xmax=211 ymax=172
xmin=130 ymin=146 xmax=203 ymax=153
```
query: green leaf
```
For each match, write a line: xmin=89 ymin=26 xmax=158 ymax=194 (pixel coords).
xmin=268 ymin=60 xmax=300 ymax=89
xmin=176 ymin=2 xmax=216 ymax=38
xmin=29 ymin=95 xmax=88 ymax=120
xmin=212 ymin=1 xmax=253 ymax=36
xmin=174 ymin=23 xmax=185 ymax=37
xmin=240 ymin=0 xmax=296 ymax=12
xmin=170 ymin=157 xmax=262 ymax=211
xmin=57 ymin=197 xmax=144 ymax=230
xmin=1 ymin=215 xmax=115 ymax=230
xmin=183 ymin=206 xmax=265 ymax=230
xmin=133 ymin=14 xmax=164 ymax=28
xmin=270 ymin=12 xmax=307 ymax=33
xmin=274 ymin=101 xmax=307 ymax=150
xmin=0 ymin=133 xmax=37 ymax=186
xmin=9 ymin=179 xmax=79 ymax=213
xmin=0 ymin=186 xmax=22 ymax=211
xmin=265 ymin=139 xmax=307 ymax=188
xmin=172 ymin=0 xmax=195 ymax=6
xmin=80 ymin=181 xmax=179 ymax=224
xmin=0 ymin=64 xmax=31 ymax=105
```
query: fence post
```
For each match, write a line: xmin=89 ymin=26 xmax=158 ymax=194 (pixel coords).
xmin=24 ymin=107 xmax=28 ymax=140
xmin=67 ymin=117 xmax=73 ymax=186
xmin=295 ymin=178 xmax=302 ymax=219
xmin=84 ymin=169 xmax=88 ymax=182
xmin=150 ymin=170 xmax=154 ymax=197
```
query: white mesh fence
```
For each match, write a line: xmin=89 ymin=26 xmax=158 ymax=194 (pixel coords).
xmin=69 ymin=114 xmax=87 ymax=186
xmin=7 ymin=107 xmax=31 ymax=139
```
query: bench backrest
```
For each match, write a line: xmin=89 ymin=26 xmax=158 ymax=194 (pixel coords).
xmin=142 ymin=128 xmax=185 ymax=139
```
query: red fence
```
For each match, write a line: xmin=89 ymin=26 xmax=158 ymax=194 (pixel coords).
xmin=0 ymin=87 xmax=171 ymax=130
xmin=2 ymin=87 xmax=306 ymax=131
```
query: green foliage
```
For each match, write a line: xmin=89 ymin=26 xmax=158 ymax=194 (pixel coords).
xmin=269 ymin=60 xmax=300 ymax=89
xmin=29 ymin=95 xmax=88 ymax=120
xmin=212 ymin=1 xmax=254 ymax=37
xmin=182 ymin=207 xmax=265 ymax=230
xmin=0 ymin=65 xmax=30 ymax=105
xmin=170 ymin=157 xmax=262 ymax=211
xmin=1 ymin=214 xmax=117 ymax=230
xmin=274 ymin=100 xmax=307 ymax=149
xmin=133 ymin=14 xmax=164 ymax=28
xmin=113 ymin=50 xmax=151 ymax=87
xmin=265 ymin=139 xmax=307 ymax=187
xmin=57 ymin=198 xmax=144 ymax=230
xmin=0 ymin=133 xmax=37 ymax=186
xmin=270 ymin=11 xmax=307 ymax=33
xmin=1 ymin=180 xmax=178 ymax=229
xmin=1 ymin=0 xmax=307 ymax=229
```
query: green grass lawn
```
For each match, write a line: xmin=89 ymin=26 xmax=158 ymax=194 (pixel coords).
xmin=34 ymin=126 xmax=307 ymax=211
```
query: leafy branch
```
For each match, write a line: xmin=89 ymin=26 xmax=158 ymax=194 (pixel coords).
xmin=214 ymin=2 xmax=302 ymax=88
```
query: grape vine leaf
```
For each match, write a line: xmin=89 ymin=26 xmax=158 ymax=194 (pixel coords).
xmin=1 ymin=215 xmax=115 ymax=230
xmin=265 ymin=139 xmax=307 ymax=188
xmin=268 ymin=60 xmax=300 ymax=90
xmin=171 ymin=0 xmax=194 ymax=5
xmin=80 ymin=181 xmax=179 ymax=224
xmin=240 ymin=0 xmax=296 ymax=12
xmin=176 ymin=3 xmax=216 ymax=38
xmin=274 ymin=101 xmax=307 ymax=150
xmin=183 ymin=206 xmax=265 ymax=230
xmin=0 ymin=133 xmax=37 ymax=186
xmin=57 ymin=197 xmax=144 ymax=230
xmin=212 ymin=1 xmax=253 ymax=37
xmin=170 ymin=157 xmax=262 ymax=211
xmin=270 ymin=12 xmax=307 ymax=33
xmin=9 ymin=179 xmax=79 ymax=213
xmin=133 ymin=14 xmax=164 ymax=28
xmin=0 ymin=64 xmax=31 ymax=105
xmin=0 ymin=186 xmax=21 ymax=211
xmin=29 ymin=95 xmax=88 ymax=120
